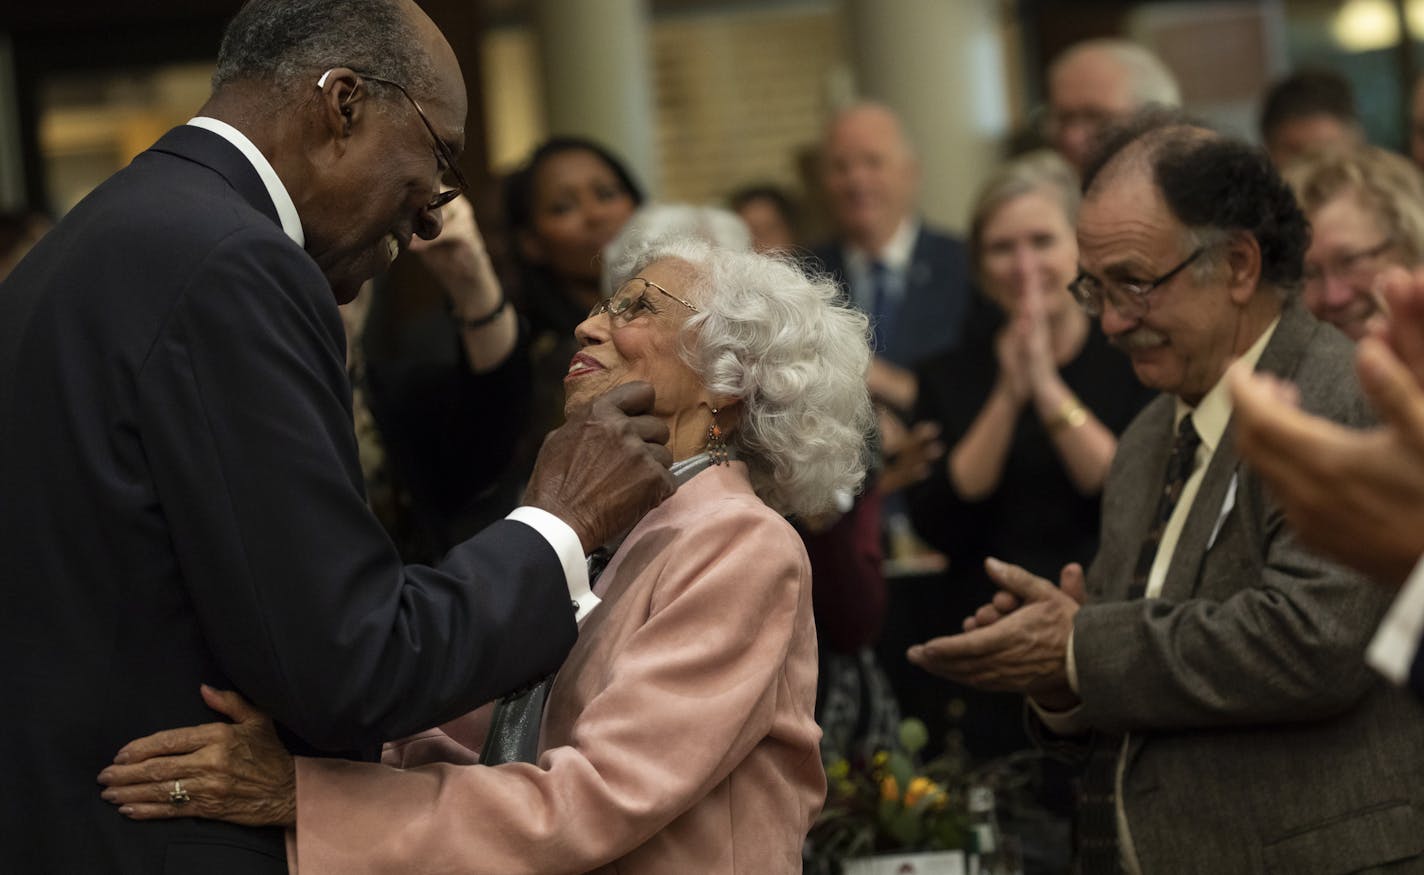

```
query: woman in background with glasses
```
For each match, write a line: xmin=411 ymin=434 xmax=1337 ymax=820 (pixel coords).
xmin=99 ymin=236 xmax=873 ymax=875
xmin=906 ymin=151 xmax=1152 ymax=773
xmin=1283 ymin=144 xmax=1424 ymax=340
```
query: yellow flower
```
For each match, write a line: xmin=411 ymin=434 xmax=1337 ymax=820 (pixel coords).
xmin=903 ymin=776 xmax=936 ymax=807
xmin=826 ymin=758 xmax=850 ymax=780
xmin=880 ymin=775 xmax=900 ymax=801
xmin=872 ymin=751 xmax=889 ymax=767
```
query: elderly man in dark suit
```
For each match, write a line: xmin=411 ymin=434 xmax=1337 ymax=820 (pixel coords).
xmin=909 ymin=112 xmax=1424 ymax=874
xmin=0 ymin=1 xmax=674 ymax=871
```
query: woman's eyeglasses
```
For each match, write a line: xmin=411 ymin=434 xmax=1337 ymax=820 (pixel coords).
xmin=590 ymin=277 xmax=699 ymax=325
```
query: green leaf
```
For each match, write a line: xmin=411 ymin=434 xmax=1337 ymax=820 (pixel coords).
xmin=886 ymin=752 xmax=915 ymax=791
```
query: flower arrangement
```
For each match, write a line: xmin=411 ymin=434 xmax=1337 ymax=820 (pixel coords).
xmin=809 ymin=717 xmax=973 ymax=861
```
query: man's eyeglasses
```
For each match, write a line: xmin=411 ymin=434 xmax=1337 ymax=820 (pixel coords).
xmin=1302 ymin=238 xmax=1394 ymax=289
xmin=590 ymin=277 xmax=699 ymax=326
xmin=1068 ymin=247 xmax=1206 ymax=319
xmin=317 ymin=69 xmax=469 ymax=212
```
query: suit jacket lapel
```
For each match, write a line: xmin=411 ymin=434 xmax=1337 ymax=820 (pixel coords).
xmin=1159 ymin=302 xmax=1317 ymax=601
xmin=146 ymin=125 xmax=284 ymax=230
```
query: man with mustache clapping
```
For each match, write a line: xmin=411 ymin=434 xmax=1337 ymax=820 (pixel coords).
xmin=908 ymin=109 xmax=1424 ymax=874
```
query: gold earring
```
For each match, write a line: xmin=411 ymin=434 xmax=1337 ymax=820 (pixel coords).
xmin=706 ymin=407 xmax=728 ymax=466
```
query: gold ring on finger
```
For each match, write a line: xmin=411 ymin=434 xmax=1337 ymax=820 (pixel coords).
xmin=168 ymin=778 xmax=190 ymax=806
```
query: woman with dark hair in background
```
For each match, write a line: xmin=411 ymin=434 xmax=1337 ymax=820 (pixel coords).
xmin=503 ymin=137 xmax=644 ymax=481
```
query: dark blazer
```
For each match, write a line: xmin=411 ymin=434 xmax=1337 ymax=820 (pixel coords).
xmin=809 ymin=223 xmax=972 ymax=370
xmin=1037 ymin=302 xmax=1424 ymax=873
xmin=0 ymin=125 xmax=576 ymax=873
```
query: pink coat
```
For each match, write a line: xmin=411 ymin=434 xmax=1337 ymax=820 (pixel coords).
xmin=287 ymin=461 xmax=825 ymax=874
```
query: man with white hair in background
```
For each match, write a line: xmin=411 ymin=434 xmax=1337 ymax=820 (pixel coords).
xmin=1045 ymin=38 xmax=1182 ymax=174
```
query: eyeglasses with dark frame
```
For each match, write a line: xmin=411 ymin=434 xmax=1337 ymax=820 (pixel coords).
xmin=590 ymin=277 xmax=699 ymax=325
xmin=1068 ymin=246 xmax=1206 ymax=319
xmin=316 ymin=68 xmax=469 ymax=212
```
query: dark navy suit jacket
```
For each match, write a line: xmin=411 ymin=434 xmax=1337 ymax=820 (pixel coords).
xmin=809 ymin=223 xmax=973 ymax=370
xmin=0 ymin=126 xmax=576 ymax=873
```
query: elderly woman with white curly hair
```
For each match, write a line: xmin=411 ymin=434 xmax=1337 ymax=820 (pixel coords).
xmin=97 ymin=237 xmax=874 ymax=875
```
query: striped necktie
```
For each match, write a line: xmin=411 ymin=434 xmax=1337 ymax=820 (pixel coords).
xmin=1128 ymin=415 xmax=1202 ymax=600
xmin=1076 ymin=414 xmax=1201 ymax=874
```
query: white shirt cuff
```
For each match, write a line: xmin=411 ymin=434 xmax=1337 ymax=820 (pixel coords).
xmin=504 ymin=506 xmax=600 ymax=623
xmin=1027 ymin=628 xmax=1089 ymax=735
xmin=1028 ymin=697 xmax=1090 ymax=736
xmin=1366 ymin=553 xmax=1424 ymax=685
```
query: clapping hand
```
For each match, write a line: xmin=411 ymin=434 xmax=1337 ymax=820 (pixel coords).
xmin=1231 ymin=344 xmax=1424 ymax=588
xmin=995 ymin=274 xmax=1059 ymax=405
xmin=877 ymin=406 xmax=945 ymax=494
xmin=1231 ymin=266 xmax=1424 ymax=587
xmin=908 ymin=558 xmax=1085 ymax=710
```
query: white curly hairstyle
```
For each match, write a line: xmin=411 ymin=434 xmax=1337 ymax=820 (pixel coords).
xmin=608 ymin=235 xmax=873 ymax=518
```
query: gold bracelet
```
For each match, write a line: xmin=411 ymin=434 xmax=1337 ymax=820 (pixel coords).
xmin=1047 ymin=397 xmax=1088 ymax=433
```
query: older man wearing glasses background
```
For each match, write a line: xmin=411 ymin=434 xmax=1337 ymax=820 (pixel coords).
xmin=906 ymin=110 xmax=1424 ymax=875
xmin=0 ymin=0 xmax=677 ymax=872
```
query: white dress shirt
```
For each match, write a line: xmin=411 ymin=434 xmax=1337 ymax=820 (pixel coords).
xmin=187 ymin=117 xmax=596 ymax=621
xmin=1366 ymin=554 xmax=1424 ymax=685
xmin=843 ymin=217 xmax=920 ymax=315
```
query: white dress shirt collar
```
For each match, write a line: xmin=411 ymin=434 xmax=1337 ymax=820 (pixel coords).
xmin=1172 ymin=315 xmax=1281 ymax=451
xmin=845 ymin=216 xmax=920 ymax=275
xmin=187 ymin=117 xmax=305 ymax=247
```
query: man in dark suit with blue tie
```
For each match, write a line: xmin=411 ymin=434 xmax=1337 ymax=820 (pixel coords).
xmin=0 ymin=1 xmax=674 ymax=871
xmin=811 ymin=103 xmax=973 ymax=406
xmin=810 ymin=103 xmax=971 ymax=500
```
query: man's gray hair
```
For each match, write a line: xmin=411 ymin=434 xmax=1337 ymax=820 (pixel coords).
xmin=212 ymin=0 xmax=435 ymax=97
xmin=608 ymin=237 xmax=873 ymax=518
xmin=1052 ymin=38 xmax=1181 ymax=108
